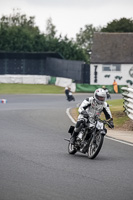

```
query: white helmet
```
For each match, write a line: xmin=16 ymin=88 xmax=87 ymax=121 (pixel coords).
xmin=94 ymin=88 xmax=106 ymax=104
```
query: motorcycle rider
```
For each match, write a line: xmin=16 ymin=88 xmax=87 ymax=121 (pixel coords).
xmin=70 ymin=88 xmax=114 ymax=144
xmin=102 ymin=85 xmax=111 ymax=99
xmin=65 ymin=86 xmax=75 ymax=101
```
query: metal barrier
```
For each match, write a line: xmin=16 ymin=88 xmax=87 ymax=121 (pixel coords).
xmin=122 ymin=87 xmax=133 ymax=120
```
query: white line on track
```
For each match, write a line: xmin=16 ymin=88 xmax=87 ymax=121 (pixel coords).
xmin=66 ymin=107 xmax=133 ymax=147
xmin=66 ymin=108 xmax=76 ymax=124
xmin=105 ymin=137 xmax=133 ymax=147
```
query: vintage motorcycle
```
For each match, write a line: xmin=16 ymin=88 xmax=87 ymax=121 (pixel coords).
xmin=65 ymin=116 xmax=112 ymax=159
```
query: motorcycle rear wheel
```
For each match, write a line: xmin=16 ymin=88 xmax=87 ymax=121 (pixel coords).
xmin=68 ymin=143 xmax=77 ymax=154
xmin=87 ymin=133 xmax=104 ymax=159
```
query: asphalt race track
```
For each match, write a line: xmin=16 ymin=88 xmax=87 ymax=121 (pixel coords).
xmin=0 ymin=93 xmax=133 ymax=200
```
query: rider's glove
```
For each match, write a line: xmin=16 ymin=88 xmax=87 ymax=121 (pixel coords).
xmin=108 ymin=119 xmax=114 ymax=128
xmin=81 ymin=110 xmax=89 ymax=118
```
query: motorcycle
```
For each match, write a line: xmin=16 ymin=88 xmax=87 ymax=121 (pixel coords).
xmin=65 ymin=116 xmax=112 ymax=159
xmin=65 ymin=87 xmax=75 ymax=102
xmin=67 ymin=91 xmax=75 ymax=101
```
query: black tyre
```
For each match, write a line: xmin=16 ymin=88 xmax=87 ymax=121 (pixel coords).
xmin=68 ymin=143 xmax=77 ymax=154
xmin=87 ymin=133 xmax=104 ymax=159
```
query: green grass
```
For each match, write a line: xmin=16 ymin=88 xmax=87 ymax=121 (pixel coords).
xmin=0 ymin=83 xmax=64 ymax=94
xmin=107 ymin=99 xmax=124 ymax=111
xmin=106 ymin=99 xmax=129 ymax=128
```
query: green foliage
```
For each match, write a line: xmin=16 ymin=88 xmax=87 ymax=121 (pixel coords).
xmin=0 ymin=10 xmax=42 ymax=52
xmin=76 ymin=24 xmax=100 ymax=62
xmin=101 ymin=17 xmax=133 ymax=32
xmin=0 ymin=10 xmax=88 ymax=62
xmin=1 ymin=10 xmax=132 ymax=64
xmin=56 ymin=36 xmax=88 ymax=62
xmin=76 ymin=24 xmax=97 ymax=50
xmin=46 ymin=17 xmax=57 ymax=39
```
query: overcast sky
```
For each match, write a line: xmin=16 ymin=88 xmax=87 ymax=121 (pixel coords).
xmin=0 ymin=0 xmax=133 ymax=39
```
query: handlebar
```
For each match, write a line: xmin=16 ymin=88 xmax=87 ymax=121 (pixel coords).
xmin=88 ymin=116 xmax=113 ymax=128
xmin=98 ymin=118 xmax=113 ymax=128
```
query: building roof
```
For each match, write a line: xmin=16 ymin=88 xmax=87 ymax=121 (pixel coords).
xmin=91 ymin=32 xmax=133 ymax=64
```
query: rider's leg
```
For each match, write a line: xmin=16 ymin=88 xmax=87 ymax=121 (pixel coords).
xmin=70 ymin=131 xmax=78 ymax=144
xmin=70 ymin=119 xmax=84 ymax=144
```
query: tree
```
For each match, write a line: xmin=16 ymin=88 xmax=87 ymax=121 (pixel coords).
xmin=101 ymin=18 xmax=133 ymax=32
xmin=45 ymin=17 xmax=57 ymax=39
xmin=58 ymin=36 xmax=88 ymax=62
xmin=76 ymin=24 xmax=100 ymax=62
xmin=0 ymin=10 xmax=88 ymax=62
xmin=0 ymin=9 xmax=39 ymax=31
xmin=0 ymin=9 xmax=42 ymax=52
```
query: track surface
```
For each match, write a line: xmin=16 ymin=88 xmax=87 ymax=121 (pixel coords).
xmin=0 ymin=94 xmax=133 ymax=200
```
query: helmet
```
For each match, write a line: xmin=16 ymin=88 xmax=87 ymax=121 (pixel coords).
xmin=102 ymin=85 xmax=105 ymax=89
xmin=94 ymin=88 xmax=106 ymax=104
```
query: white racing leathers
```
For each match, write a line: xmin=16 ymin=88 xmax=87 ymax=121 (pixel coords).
xmin=74 ymin=97 xmax=112 ymax=132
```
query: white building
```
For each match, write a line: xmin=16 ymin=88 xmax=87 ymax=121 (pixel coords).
xmin=90 ymin=33 xmax=133 ymax=87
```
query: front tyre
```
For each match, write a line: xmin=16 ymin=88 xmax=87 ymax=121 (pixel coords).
xmin=87 ymin=133 xmax=104 ymax=159
xmin=68 ymin=143 xmax=77 ymax=154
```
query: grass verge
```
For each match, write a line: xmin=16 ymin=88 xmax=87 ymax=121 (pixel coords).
xmin=0 ymin=83 xmax=64 ymax=94
xmin=107 ymin=99 xmax=133 ymax=130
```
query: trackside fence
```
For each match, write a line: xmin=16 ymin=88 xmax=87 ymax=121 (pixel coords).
xmin=122 ymin=87 xmax=133 ymax=120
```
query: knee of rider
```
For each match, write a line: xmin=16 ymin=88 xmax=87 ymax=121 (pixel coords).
xmin=75 ymin=121 xmax=81 ymax=128
xmin=75 ymin=122 xmax=83 ymax=133
xmin=74 ymin=127 xmax=79 ymax=133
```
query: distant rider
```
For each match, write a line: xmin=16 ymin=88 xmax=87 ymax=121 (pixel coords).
xmin=65 ymin=86 xmax=75 ymax=101
xmin=102 ymin=85 xmax=111 ymax=99
xmin=70 ymin=88 xmax=114 ymax=144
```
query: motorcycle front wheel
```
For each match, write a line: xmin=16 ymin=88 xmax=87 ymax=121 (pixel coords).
xmin=68 ymin=143 xmax=77 ymax=154
xmin=87 ymin=133 xmax=104 ymax=159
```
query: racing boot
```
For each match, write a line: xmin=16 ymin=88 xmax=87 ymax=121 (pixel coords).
xmin=70 ymin=131 xmax=78 ymax=145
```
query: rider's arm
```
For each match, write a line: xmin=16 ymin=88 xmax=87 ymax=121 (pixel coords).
xmin=103 ymin=102 xmax=112 ymax=120
xmin=78 ymin=97 xmax=91 ymax=114
xmin=103 ymin=102 xmax=114 ymax=128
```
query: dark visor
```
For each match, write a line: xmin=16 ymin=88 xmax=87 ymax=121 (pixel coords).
xmin=96 ymin=94 xmax=105 ymax=101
